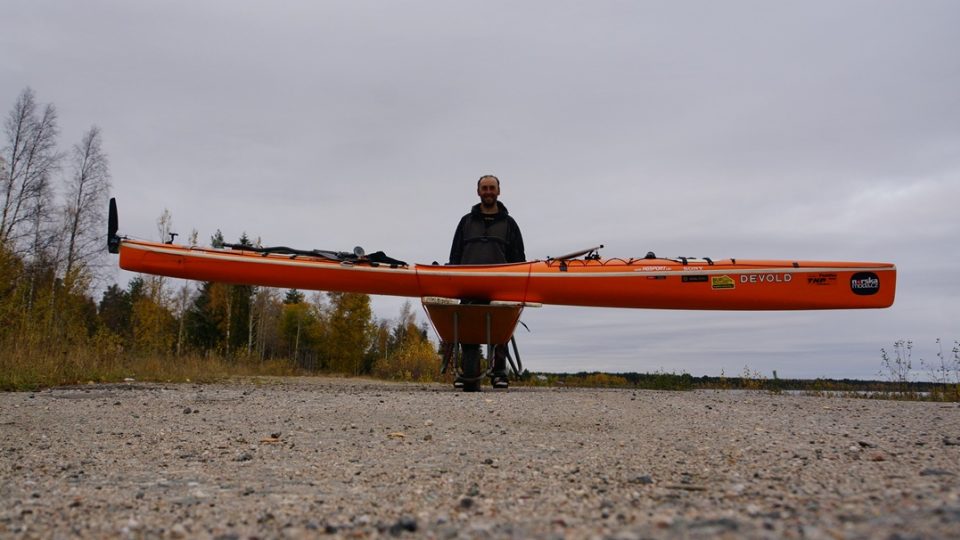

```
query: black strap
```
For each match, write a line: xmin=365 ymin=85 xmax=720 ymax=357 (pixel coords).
xmin=222 ymin=243 xmax=407 ymax=267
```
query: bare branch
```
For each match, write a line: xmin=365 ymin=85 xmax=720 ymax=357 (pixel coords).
xmin=1 ymin=88 xmax=62 ymax=253
xmin=62 ymin=125 xmax=111 ymax=282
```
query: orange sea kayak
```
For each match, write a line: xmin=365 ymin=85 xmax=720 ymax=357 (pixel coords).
xmin=116 ymin=238 xmax=895 ymax=311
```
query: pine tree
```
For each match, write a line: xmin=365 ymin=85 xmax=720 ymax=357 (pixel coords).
xmin=227 ymin=233 xmax=254 ymax=356
xmin=283 ymin=289 xmax=305 ymax=304
xmin=98 ymin=283 xmax=133 ymax=340
xmin=185 ymin=281 xmax=224 ymax=353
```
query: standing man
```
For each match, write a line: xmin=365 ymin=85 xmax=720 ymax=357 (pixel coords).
xmin=449 ymin=174 xmax=526 ymax=388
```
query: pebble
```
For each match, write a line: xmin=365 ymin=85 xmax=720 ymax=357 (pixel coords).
xmin=919 ymin=468 xmax=955 ymax=477
xmin=389 ymin=516 xmax=417 ymax=535
xmin=631 ymin=474 xmax=653 ymax=485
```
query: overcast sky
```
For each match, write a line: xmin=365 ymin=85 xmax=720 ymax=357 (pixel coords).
xmin=3 ymin=1 xmax=958 ymax=379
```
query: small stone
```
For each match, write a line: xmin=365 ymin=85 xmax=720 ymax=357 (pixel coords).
xmin=170 ymin=523 xmax=188 ymax=538
xmin=631 ymin=474 xmax=653 ymax=485
xmin=919 ymin=468 xmax=955 ymax=477
xmin=389 ymin=516 xmax=417 ymax=535
xmin=183 ymin=407 xmax=192 ymax=414
xmin=689 ymin=517 xmax=740 ymax=532
xmin=459 ymin=497 xmax=474 ymax=509
xmin=933 ymin=507 xmax=960 ymax=523
xmin=122 ymin=517 xmax=141 ymax=532
xmin=257 ymin=512 xmax=275 ymax=524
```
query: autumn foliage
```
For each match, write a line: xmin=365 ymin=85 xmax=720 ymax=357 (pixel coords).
xmin=0 ymin=88 xmax=440 ymax=389
xmin=1 ymin=233 xmax=443 ymax=389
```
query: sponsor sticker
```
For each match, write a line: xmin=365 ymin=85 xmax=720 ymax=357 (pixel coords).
xmin=850 ymin=272 xmax=880 ymax=295
xmin=682 ymin=275 xmax=709 ymax=283
xmin=711 ymin=275 xmax=735 ymax=290
xmin=807 ymin=273 xmax=838 ymax=286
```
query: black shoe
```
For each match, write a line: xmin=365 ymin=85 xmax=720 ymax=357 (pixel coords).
xmin=454 ymin=377 xmax=464 ymax=389
xmin=491 ymin=374 xmax=509 ymax=389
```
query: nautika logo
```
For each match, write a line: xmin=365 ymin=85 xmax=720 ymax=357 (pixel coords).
xmin=850 ymin=272 xmax=880 ymax=295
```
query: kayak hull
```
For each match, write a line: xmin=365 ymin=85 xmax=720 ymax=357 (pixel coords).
xmin=118 ymin=239 xmax=895 ymax=310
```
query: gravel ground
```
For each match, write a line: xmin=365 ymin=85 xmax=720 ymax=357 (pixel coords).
xmin=2 ymin=377 xmax=959 ymax=539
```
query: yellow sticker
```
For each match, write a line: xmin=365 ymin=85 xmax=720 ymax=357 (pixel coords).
xmin=711 ymin=275 xmax=735 ymax=290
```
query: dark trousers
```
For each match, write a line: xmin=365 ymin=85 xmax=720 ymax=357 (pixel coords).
xmin=461 ymin=343 xmax=508 ymax=374
xmin=459 ymin=299 xmax=508 ymax=374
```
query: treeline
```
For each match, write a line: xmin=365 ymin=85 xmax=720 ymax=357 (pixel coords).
xmin=537 ymin=370 xmax=960 ymax=400
xmin=96 ymin=231 xmax=439 ymax=379
xmin=1 ymin=87 xmax=439 ymax=389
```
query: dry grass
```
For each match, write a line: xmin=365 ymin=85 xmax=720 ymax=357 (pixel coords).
xmin=0 ymin=343 xmax=302 ymax=391
xmin=4 ymin=341 xmax=958 ymax=404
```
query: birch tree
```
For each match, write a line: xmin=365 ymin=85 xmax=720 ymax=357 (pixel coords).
xmin=1 ymin=88 xmax=61 ymax=253
xmin=62 ymin=126 xmax=111 ymax=283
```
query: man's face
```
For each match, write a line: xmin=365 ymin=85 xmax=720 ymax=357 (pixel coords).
xmin=477 ymin=178 xmax=500 ymax=207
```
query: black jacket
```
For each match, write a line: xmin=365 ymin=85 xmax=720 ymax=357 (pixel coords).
xmin=449 ymin=201 xmax=526 ymax=265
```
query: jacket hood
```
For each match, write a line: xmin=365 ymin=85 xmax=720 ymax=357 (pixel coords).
xmin=471 ymin=201 xmax=509 ymax=216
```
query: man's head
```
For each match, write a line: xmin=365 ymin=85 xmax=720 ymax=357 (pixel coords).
xmin=477 ymin=175 xmax=500 ymax=210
